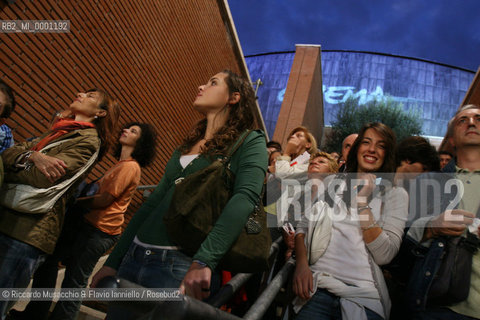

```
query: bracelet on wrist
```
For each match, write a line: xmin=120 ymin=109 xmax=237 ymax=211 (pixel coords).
xmin=193 ymin=260 xmax=208 ymax=268
xmin=361 ymin=221 xmax=378 ymax=231
xmin=357 ymin=204 xmax=372 ymax=214
xmin=15 ymin=151 xmax=34 ymax=170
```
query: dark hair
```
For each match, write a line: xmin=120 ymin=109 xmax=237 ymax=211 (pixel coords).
xmin=268 ymin=150 xmax=282 ymax=166
xmin=114 ymin=122 xmax=157 ymax=167
xmin=346 ymin=122 xmax=397 ymax=173
xmin=396 ymin=136 xmax=440 ymax=172
xmin=334 ymin=123 xmax=396 ymax=208
xmin=267 ymin=140 xmax=282 ymax=152
xmin=438 ymin=150 xmax=453 ymax=158
xmin=0 ymin=79 xmax=16 ymax=118
xmin=179 ymin=70 xmax=257 ymax=156
xmin=86 ymin=88 xmax=121 ymax=160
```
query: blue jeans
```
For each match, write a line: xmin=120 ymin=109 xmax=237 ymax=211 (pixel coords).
xmin=0 ymin=233 xmax=46 ymax=320
xmin=14 ymin=222 xmax=119 ymax=320
xmin=50 ymin=223 xmax=119 ymax=320
xmin=295 ymin=288 xmax=384 ymax=320
xmin=106 ymin=243 xmax=217 ymax=320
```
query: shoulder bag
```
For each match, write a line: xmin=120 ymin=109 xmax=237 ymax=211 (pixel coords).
xmin=406 ymin=231 xmax=480 ymax=311
xmin=0 ymin=139 xmax=99 ymax=214
xmin=163 ymin=130 xmax=271 ymax=273
xmin=426 ymin=231 xmax=480 ymax=306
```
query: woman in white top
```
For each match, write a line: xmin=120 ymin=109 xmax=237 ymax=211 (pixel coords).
xmin=293 ymin=122 xmax=408 ymax=320
xmin=275 ymin=126 xmax=317 ymax=179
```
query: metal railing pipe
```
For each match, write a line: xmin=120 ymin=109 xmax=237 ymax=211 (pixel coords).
xmin=137 ymin=185 xmax=157 ymax=190
xmin=242 ymin=258 xmax=295 ymax=320
xmin=96 ymin=277 xmax=163 ymax=315
xmin=98 ymin=277 xmax=243 ymax=320
xmin=207 ymin=236 xmax=283 ymax=308
xmin=145 ymin=294 xmax=243 ymax=320
xmin=207 ymin=273 xmax=252 ymax=308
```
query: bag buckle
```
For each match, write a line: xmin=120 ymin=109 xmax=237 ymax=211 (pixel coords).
xmin=174 ymin=177 xmax=185 ymax=185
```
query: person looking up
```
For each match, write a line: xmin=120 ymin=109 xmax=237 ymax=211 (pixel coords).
xmin=0 ymin=88 xmax=120 ymax=319
xmin=8 ymin=122 xmax=156 ymax=320
xmin=406 ymin=104 xmax=480 ymax=320
xmin=275 ymin=126 xmax=317 ymax=179
xmin=91 ymin=70 xmax=268 ymax=320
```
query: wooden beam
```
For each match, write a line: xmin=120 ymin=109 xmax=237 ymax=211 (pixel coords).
xmin=461 ymin=66 xmax=480 ymax=107
xmin=272 ymin=45 xmax=324 ymax=148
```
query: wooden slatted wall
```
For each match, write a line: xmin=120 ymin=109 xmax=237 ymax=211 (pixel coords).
xmin=0 ymin=0 xmax=252 ymax=224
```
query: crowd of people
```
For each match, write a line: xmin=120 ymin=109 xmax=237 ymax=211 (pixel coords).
xmin=265 ymin=106 xmax=479 ymax=320
xmin=0 ymin=73 xmax=479 ymax=320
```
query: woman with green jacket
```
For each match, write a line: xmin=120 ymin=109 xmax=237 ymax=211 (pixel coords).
xmin=91 ymin=70 xmax=268 ymax=320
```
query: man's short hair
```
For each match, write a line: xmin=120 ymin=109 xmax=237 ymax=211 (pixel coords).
xmin=438 ymin=150 xmax=453 ymax=158
xmin=266 ymin=140 xmax=282 ymax=152
xmin=453 ymin=104 xmax=480 ymax=120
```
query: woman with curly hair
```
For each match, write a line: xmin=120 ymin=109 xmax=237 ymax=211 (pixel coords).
xmin=92 ymin=70 xmax=268 ymax=320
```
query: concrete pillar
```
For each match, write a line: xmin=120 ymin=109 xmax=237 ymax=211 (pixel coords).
xmin=272 ymin=44 xmax=324 ymax=149
xmin=461 ymin=66 xmax=480 ymax=107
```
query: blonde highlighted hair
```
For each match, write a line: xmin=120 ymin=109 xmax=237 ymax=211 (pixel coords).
xmin=309 ymin=151 xmax=339 ymax=173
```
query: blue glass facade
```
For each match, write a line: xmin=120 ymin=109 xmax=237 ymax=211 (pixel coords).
xmin=246 ymin=51 xmax=475 ymax=138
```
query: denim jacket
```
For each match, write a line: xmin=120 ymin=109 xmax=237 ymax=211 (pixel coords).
xmin=403 ymin=159 xmax=479 ymax=312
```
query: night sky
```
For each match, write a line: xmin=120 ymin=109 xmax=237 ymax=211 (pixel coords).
xmin=228 ymin=0 xmax=480 ymax=71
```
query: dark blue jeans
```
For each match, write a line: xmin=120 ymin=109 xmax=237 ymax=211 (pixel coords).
xmin=12 ymin=222 xmax=119 ymax=320
xmin=106 ymin=243 xmax=221 ymax=320
xmin=0 ymin=233 xmax=46 ymax=320
xmin=50 ymin=223 xmax=119 ymax=320
xmin=295 ymin=288 xmax=384 ymax=320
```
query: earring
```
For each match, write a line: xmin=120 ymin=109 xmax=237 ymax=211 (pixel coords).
xmin=94 ymin=115 xmax=98 ymax=119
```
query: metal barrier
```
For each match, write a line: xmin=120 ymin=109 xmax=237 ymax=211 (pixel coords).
xmin=147 ymin=259 xmax=294 ymax=320
xmin=207 ymin=236 xmax=283 ymax=308
xmin=146 ymin=294 xmax=244 ymax=320
xmin=137 ymin=185 xmax=157 ymax=198
xmin=137 ymin=185 xmax=157 ymax=190
xmin=98 ymin=236 xmax=295 ymax=320
xmin=243 ymin=259 xmax=295 ymax=320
